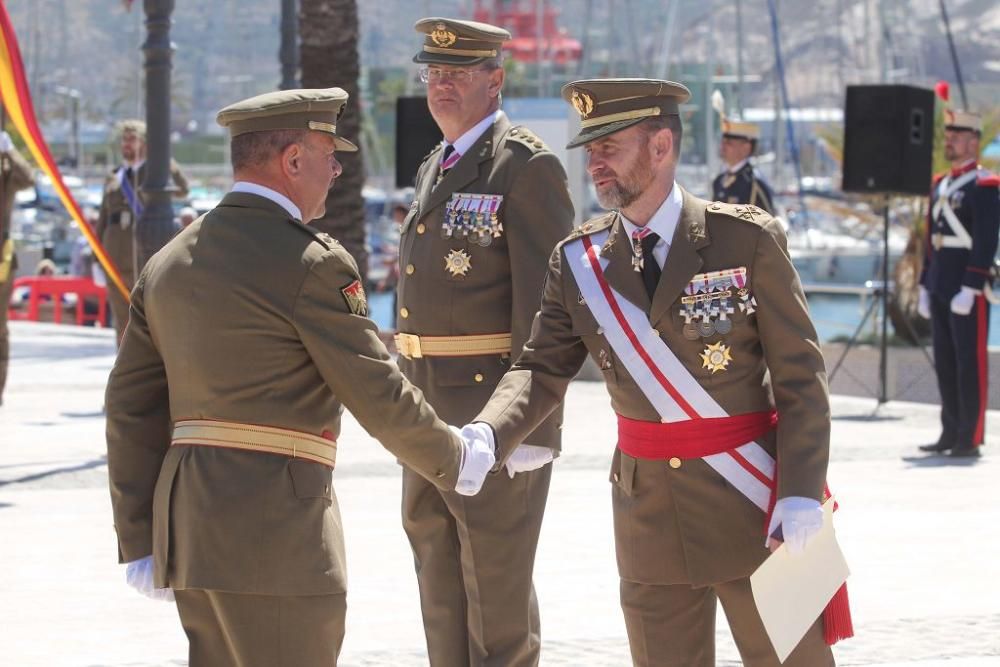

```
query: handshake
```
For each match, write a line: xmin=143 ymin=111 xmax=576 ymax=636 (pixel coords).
xmin=453 ymin=423 xmax=554 ymax=496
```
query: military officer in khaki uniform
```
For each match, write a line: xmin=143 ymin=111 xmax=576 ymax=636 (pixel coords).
xmin=0 ymin=131 xmax=35 ymax=406
xmin=395 ymin=17 xmax=574 ymax=667
xmin=713 ymin=118 xmax=776 ymax=214
xmin=465 ymin=79 xmax=845 ymax=666
xmin=105 ymin=88 xmax=495 ymax=667
xmin=95 ymin=119 xmax=189 ymax=342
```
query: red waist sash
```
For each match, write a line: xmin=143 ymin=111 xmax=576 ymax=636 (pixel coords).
xmin=617 ymin=410 xmax=778 ymax=460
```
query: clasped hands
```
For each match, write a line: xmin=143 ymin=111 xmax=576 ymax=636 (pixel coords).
xmin=454 ymin=423 xmax=553 ymax=496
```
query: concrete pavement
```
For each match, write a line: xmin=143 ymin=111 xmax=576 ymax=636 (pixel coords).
xmin=1 ymin=321 xmax=998 ymax=666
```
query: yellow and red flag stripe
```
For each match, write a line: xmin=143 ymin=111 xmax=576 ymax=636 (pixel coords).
xmin=0 ymin=3 xmax=129 ymax=301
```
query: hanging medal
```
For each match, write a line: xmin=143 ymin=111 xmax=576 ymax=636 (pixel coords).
xmin=682 ymin=300 xmax=700 ymax=340
xmin=715 ymin=291 xmax=734 ymax=334
xmin=489 ymin=196 xmax=503 ymax=238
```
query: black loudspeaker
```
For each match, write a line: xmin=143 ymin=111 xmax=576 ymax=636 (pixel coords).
xmin=842 ymin=85 xmax=934 ymax=195
xmin=395 ymin=97 xmax=443 ymax=188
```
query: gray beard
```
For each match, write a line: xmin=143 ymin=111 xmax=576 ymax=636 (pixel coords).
xmin=596 ymin=183 xmax=640 ymax=210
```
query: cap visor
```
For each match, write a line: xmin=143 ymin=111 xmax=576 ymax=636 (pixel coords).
xmin=334 ymin=137 xmax=359 ymax=152
xmin=412 ymin=51 xmax=490 ymax=66
xmin=566 ymin=117 xmax=647 ymax=149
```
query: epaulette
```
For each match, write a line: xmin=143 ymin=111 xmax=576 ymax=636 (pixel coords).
xmin=977 ymin=170 xmax=999 ymax=188
xmin=506 ymin=126 xmax=547 ymax=153
xmin=706 ymin=201 xmax=771 ymax=226
xmin=560 ymin=211 xmax=616 ymax=245
xmin=932 ymin=170 xmax=947 ymax=186
xmin=287 ymin=219 xmax=339 ymax=251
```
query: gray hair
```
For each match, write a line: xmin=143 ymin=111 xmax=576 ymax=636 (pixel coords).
xmin=230 ymin=129 xmax=307 ymax=171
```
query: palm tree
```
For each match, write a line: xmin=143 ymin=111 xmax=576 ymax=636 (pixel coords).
xmin=299 ymin=0 xmax=368 ymax=282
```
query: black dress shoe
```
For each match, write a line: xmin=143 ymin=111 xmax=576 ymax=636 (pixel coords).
xmin=918 ymin=442 xmax=952 ymax=453
xmin=948 ymin=447 xmax=982 ymax=458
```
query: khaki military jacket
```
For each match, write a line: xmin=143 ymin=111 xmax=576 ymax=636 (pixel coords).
xmin=476 ymin=187 xmax=830 ymax=585
xmin=106 ymin=192 xmax=463 ymax=596
xmin=1 ymin=147 xmax=34 ymax=279
xmin=95 ymin=160 xmax=190 ymax=241
xmin=396 ymin=113 xmax=574 ymax=445
xmin=1 ymin=146 xmax=34 ymax=235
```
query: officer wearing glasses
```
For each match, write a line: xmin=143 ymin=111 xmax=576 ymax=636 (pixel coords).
xmin=394 ymin=16 xmax=575 ymax=667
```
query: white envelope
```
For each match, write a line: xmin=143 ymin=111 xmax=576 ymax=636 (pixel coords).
xmin=750 ymin=498 xmax=849 ymax=663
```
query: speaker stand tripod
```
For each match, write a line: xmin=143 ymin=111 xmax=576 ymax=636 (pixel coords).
xmin=827 ymin=196 xmax=934 ymax=404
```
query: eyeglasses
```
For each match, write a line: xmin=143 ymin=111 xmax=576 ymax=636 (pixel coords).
xmin=418 ymin=67 xmax=490 ymax=85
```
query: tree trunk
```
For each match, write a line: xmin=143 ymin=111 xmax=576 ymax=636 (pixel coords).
xmin=299 ymin=0 xmax=367 ymax=282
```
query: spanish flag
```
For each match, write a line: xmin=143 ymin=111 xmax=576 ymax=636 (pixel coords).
xmin=0 ymin=3 xmax=129 ymax=301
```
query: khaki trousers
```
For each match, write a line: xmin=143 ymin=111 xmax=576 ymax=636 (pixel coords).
xmin=402 ymin=463 xmax=551 ymax=667
xmin=174 ymin=589 xmax=347 ymax=667
xmin=620 ymin=576 xmax=835 ymax=667
xmin=101 ymin=223 xmax=136 ymax=342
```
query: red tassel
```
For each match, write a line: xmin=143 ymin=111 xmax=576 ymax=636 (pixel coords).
xmin=823 ymin=582 xmax=854 ymax=645
xmin=934 ymin=80 xmax=950 ymax=102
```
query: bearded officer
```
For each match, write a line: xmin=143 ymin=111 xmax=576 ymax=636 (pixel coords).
xmin=463 ymin=79 xmax=852 ymax=666
xmin=0 ymin=131 xmax=35 ymax=407
xmin=917 ymin=109 xmax=1000 ymax=458
xmin=713 ymin=118 xmax=775 ymax=214
xmin=95 ymin=119 xmax=190 ymax=343
xmin=394 ymin=17 xmax=574 ymax=666
xmin=105 ymin=88 xmax=495 ymax=667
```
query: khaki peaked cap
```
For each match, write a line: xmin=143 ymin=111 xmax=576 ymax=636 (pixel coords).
xmin=944 ymin=109 xmax=982 ymax=133
xmin=561 ymin=78 xmax=692 ymax=148
xmin=216 ymin=88 xmax=358 ymax=152
xmin=721 ymin=119 xmax=761 ymax=141
xmin=413 ymin=17 xmax=510 ymax=66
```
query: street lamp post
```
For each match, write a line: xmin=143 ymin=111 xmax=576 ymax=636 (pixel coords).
xmin=280 ymin=0 xmax=299 ymax=90
xmin=137 ymin=0 xmax=176 ymax=271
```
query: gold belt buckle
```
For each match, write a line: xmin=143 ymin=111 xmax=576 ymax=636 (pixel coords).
xmin=932 ymin=233 xmax=944 ymax=250
xmin=395 ymin=333 xmax=423 ymax=359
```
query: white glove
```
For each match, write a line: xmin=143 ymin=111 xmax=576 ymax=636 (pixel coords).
xmin=917 ymin=286 xmax=931 ymax=320
xmin=124 ymin=555 xmax=174 ymax=602
xmin=454 ymin=423 xmax=496 ymax=496
xmin=504 ymin=444 xmax=554 ymax=478
xmin=0 ymin=131 xmax=13 ymax=153
xmin=950 ymin=286 xmax=977 ymax=316
xmin=766 ymin=496 xmax=823 ymax=556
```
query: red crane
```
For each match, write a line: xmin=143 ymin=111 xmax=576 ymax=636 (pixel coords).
xmin=472 ymin=0 xmax=582 ymax=65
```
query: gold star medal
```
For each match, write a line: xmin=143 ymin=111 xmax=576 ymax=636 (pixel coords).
xmin=700 ymin=341 xmax=733 ymax=374
xmin=444 ymin=249 xmax=472 ymax=278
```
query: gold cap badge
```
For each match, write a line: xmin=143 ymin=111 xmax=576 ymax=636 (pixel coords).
xmin=431 ymin=23 xmax=457 ymax=47
xmin=571 ymin=90 xmax=595 ymax=118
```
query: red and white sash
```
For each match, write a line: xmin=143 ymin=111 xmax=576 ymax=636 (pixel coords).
xmin=565 ymin=229 xmax=775 ymax=511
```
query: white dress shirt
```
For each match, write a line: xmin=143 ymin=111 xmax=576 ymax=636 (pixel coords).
xmin=619 ymin=181 xmax=683 ymax=269
xmin=442 ymin=109 xmax=505 ymax=163
xmin=231 ymin=181 xmax=302 ymax=222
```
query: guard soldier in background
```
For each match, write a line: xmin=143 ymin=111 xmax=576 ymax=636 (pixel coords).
xmin=0 ymin=130 xmax=35 ymax=407
xmin=395 ymin=17 xmax=574 ymax=666
xmin=918 ymin=110 xmax=1000 ymax=458
xmin=106 ymin=88 xmax=494 ymax=666
xmin=713 ymin=119 xmax=776 ymax=214
xmin=464 ymin=78 xmax=848 ymax=665
xmin=95 ymin=120 xmax=189 ymax=343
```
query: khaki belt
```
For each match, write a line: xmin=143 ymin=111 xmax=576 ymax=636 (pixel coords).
xmin=931 ymin=232 xmax=971 ymax=250
xmin=394 ymin=332 xmax=512 ymax=359
xmin=171 ymin=419 xmax=337 ymax=468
